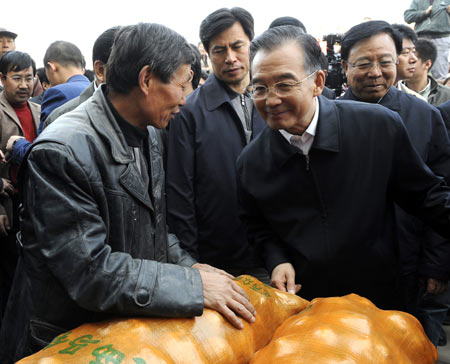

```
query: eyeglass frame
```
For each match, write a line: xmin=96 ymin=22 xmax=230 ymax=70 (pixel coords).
xmin=347 ymin=58 xmax=399 ymax=72
xmin=250 ymin=70 xmax=318 ymax=100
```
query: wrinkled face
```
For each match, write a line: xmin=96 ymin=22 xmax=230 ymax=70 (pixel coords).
xmin=396 ymin=38 xmax=417 ymax=82
xmin=343 ymin=33 xmax=398 ymax=102
xmin=251 ymin=42 xmax=324 ymax=135
xmin=0 ymin=36 xmax=15 ymax=56
xmin=208 ymin=22 xmax=250 ymax=90
xmin=143 ymin=63 xmax=192 ymax=129
xmin=0 ymin=66 xmax=34 ymax=106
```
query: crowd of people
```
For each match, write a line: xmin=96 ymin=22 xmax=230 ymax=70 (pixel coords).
xmin=0 ymin=1 xmax=450 ymax=362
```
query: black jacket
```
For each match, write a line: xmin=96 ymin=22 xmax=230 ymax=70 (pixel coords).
xmin=341 ymin=87 xmax=450 ymax=280
xmin=166 ymin=74 xmax=266 ymax=269
xmin=0 ymin=86 xmax=203 ymax=362
xmin=237 ymin=96 xmax=450 ymax=310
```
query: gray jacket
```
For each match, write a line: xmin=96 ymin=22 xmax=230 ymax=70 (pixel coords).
xmin=0 ymin=85 xmax=203 ymax=362
xmin=428 ymin=75 xmax=450 ymax=105
xmin=404 ymin=0 xmax=450 ymax=36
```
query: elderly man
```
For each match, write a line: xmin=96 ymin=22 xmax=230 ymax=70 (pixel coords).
xmin=0 ymin=28 xmax=16 ymax=57
xmin=165 ymin=8 xmax=269 ymax=282
xmin=236 ymin=25 xmax=450 ymax=314
xmin=0 ymin=23 xmax=255 ymax=362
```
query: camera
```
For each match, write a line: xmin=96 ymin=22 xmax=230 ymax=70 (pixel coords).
xmin=323 ymin=33 xmax=346 ymax=97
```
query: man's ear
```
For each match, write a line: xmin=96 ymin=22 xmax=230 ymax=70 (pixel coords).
xmin=47 ymin=61 xmax=57 ymax=73
xmin=0 ymin=73 xmax=4 ymax=88
xmin=341 ymin=60 xmax=349 ymax=76
xmin=93 ymin=60 xmax=106 ymax=84
xmin=138 ymin=65 xmax=154 ymax=96
xmin=424 ymin=59 xmax=433 ymax=72
xmin=313 ymin=70 xmax=326 ymax=97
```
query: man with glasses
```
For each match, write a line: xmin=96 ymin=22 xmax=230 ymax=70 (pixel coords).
xmin=0 ymin=51 xmax=40 ymax=330
xmin=165 ymin=8 xmax=269 ymax=283
xmin=237 ymin=25 xmax=450 ymax=313
xmin=340 ymin=20 xmax=450 ymax=346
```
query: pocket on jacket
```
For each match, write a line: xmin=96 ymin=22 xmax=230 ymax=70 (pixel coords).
xmin=29 ymin=319 xmax=67 ymax=351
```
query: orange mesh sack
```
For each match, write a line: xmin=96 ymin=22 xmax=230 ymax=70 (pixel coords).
xmin=17 ymin=275 xmax=309 ymax=364
xmin=250 ymin=293 xmax=438 ymax=364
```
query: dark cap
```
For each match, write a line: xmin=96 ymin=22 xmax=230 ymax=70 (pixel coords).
xmin=0 ymin=28 xmax=17 ymax=39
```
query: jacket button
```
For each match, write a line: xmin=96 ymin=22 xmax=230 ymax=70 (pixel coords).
xmin=136 ymin=288 xmax=150 ymax=305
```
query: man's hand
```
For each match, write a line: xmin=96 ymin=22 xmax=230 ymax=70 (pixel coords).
xmin=420 ymin=277 xmax=448 ymax=296
xmin=1 ymin=178 xmax=13 ymax=195
xmin=271 ymin=263 xmax=301 ymax=294
xmin=447 ymin=4 xmax=450 ymax=13
xmin=0 ymin=214 xmax=10 ymax=236
xmin=192 ymin=263 xmax=234 ymax=279
xmin=6 ymin=135 xmax=25 ymax=153
xmin=0 ymin=150 xmax=6 ymax=164
xmin=426 ymin=5 xmax=433 ymax=15
xmin=198 ymin=270 xmax=256 ymax=330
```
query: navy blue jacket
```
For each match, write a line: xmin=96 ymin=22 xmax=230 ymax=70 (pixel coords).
xmin=437 ymin=100 xmax=450 ymax=137
xmin=166 ymin=74 xmax=266 ymax=269
xmin=12 ymin=74 xmax=90 ymax=163
xmin=237 ymin=96 xmax=450 ymax=309
xmin=341 ymin=87 xmax=450 ymax=280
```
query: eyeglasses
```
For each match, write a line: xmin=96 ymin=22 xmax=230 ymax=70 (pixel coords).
xmin=348 ymin=59 xmax=399 ymax=71
xmin=5 ymin=75 xmax=35 ymax=84
xmin=251 ymin=71 xmax=317 ymax=100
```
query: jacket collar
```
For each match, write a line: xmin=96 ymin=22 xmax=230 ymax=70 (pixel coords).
xmin=85 ymin=85 xmax=134 ymax=164
xmin=271 ymin=95 xmax=340 ymax=167
xmin=0 ymin=91 xmax=40 ymax=131
xmin=342 ymin=86 xmax=401 ymax=112
xmin=202 ymin=73 xmax=237 ymax=111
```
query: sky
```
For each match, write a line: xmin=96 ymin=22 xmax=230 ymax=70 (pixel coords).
xmin=4 ymin=0 xmax=413 ymax=70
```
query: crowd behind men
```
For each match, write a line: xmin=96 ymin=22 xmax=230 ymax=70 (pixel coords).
xmin=0 ymin=1 xmax=450 ymax=361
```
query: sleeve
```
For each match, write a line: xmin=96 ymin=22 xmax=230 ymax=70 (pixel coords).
xmin=404 ymin=0 xmax=429 ymax=24
xmin=236 ymin=156 xmax=290 ymax=273
xmin=390 ymin=117 xmax=450 ymax=239
xmin=23 ymin=143 xmax=204 ymax=318
xmin=166 ymin=233 xmax=197 ymax=267
xmin=419 ymin=228 xmax=450 ymax=280
xmin=10 ymin=137 xmax=31 ymax=164
xmin=165 ymin=111 xmax=200 ymax=260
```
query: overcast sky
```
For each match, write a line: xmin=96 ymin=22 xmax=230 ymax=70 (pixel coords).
xmin=4 ymin=0 xmax=413 ymax=70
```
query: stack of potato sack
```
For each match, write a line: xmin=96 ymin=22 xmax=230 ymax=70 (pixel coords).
xmin=16 ymin=276 xmax=309 ymax=364
xmin=17 ymin=277 xmax=437 ymax=364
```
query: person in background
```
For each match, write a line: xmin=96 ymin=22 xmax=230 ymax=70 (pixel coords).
xmin=30 ymin=68 xmax=51 ymax=105
xmin=7 ymin=40 xmax=90 ymax=164
xmin=404 ymin=0 xmax=450 ymax=80
xmin=166 ymin=7 xmax=269 ymax=283
xmin=0 ymin=28 xmax=16 ymax=57
xmin=402 ymin=37 xmax=450 ymax=105
xmin=0 ymin=51 xmax=39 ymax=329
xmin=43 ymin=26 xmax=121 ymax=129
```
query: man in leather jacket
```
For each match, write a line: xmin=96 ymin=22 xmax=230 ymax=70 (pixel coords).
xmin=0 ymin=23 xmax=255 ymax=362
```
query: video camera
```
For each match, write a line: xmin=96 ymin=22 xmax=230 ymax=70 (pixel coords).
xmin=323 ymin=33 xmax=346 ymax=97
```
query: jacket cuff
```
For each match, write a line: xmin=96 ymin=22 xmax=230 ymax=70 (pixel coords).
xmin=167 ymin=233 xmax=197 ymax=267
xmin=135 ymin=260 xmax=204 ymax=317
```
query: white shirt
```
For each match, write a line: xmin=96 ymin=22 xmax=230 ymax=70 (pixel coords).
xmin=279 ymin=97 xmax=319 ymax=155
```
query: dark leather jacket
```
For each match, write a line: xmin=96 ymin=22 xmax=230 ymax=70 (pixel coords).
xmin=0 ymin=85 xmax=203 ymax=362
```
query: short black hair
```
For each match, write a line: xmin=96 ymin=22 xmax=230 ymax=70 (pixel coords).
xmin=189 ymin=44 xmax=202 ymax=90
xmin=269 ymin=16 xmax=307 ymax=33
xmin=0 ymin=51 xmax=36 ymax=76
xmin=200 ymin=7 xmax=254 ymax=54
xmin=341 ymin=20 xmax=402 ymax=61
xmin=106 ymin=23 xmax=193 ymax=94
xmin=35 ymin=67 xmax=48 ymax=84
xmin=92 ymin=26 xmax=121 ymax=65
xmin=415 ymin=37 xmax=437 ymax=66
xmin=391 ymin=24 xmax=418 ymax=44
xmin=250 ymin=25 xmax=322 ymax=75
xmin=43 ymin=40 xmax=86 ymax=69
